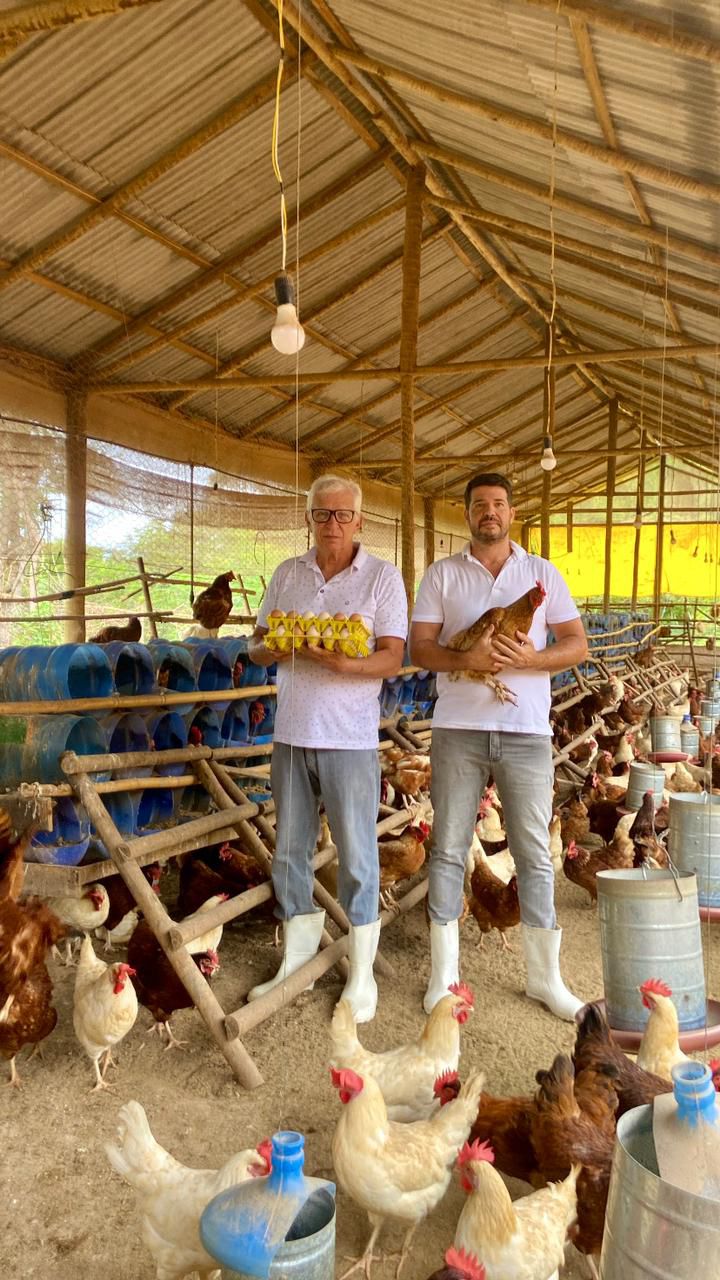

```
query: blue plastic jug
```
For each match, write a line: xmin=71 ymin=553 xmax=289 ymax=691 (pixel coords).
xmin=199 ymin=1130 xmax=335 ymax=1279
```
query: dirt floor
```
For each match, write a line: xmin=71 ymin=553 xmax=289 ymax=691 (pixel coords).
xmin=1 ymin=870 xmax=718 ymax=1280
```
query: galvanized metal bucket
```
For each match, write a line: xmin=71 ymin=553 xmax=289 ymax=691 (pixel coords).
xmin=650 ymin=714 xmax=682 ymax=754
xmin=680 ymin=720 xmax=700 ymax=757
xmin=625 ymin=761 xmax=666 ymax=812
xmin=698 ymin=715 xmax=715 ymax=735
xmin=705 ymin=676 xmax=720 ymax=700
xmin=701 ymin=698 xmax=720 ymax=719
xmin=597 ymin=869 xmax=706 ymax=1031
xmin=219 ymin=1189 xmax=336 ymax=1278
xmin=670 ymin=792 xmax=720 ymax=909
xmin=599 ymin=1104 xmax=720 ymax=1278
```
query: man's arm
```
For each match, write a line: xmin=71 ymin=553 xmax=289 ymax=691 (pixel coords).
xmin=302 ymin=634 xmax=405 ymax=678
xmin=409 ymin=620 xmax=506 ymax=675
xmin=491 ymin=617 xmax=588 ymax=674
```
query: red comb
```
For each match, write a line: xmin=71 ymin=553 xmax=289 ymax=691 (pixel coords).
xmin=458 ymin=1139 xmax=494 ymax=1168
xmin=535 ymin=579 xmax=547 ymax=596
xmin=330 ymin=1067 xmax=343 ymax=1088
xmin=444 ymin=1247 xmax=486 ymax=1280
xmin=641 ymin=977 xmax=672 ymax=998
xmin=448 ymin=981 xmax=474 ymax=1007
xmin=433 ymin=1069 xmax=460 ymax=1098
xmin=255 ymin=1138 xmax=272 ymax=1169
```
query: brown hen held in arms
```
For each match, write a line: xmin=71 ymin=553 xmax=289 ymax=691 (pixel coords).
xmin=446 ymin=580 xmax=547 ymax=704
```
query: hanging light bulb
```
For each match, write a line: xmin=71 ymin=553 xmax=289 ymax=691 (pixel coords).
xmin=633 ymin=512 xmax=643 ymax=530
xmin=539 ymin=434 xmax=557 ymax=472
xmin=271 ymin=273 xmax=305 ymax=355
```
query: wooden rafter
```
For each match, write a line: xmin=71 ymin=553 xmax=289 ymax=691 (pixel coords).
xmin=0 ymin=0 xmax=161 ymax=50
xmin=515 ymin=0 xmax=720 ymax=66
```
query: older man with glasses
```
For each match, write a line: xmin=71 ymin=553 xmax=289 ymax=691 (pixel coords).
xmin=247 ymin=474 xmax=407 ymax=1022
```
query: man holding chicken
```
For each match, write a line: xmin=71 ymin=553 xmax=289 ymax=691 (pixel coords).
xmin=410 ymin=472 xmax=588 ymax=1021
xmin=247 ymin=474 xmax=407 ymax=1022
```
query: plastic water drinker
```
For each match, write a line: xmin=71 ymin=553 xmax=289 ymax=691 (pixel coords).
xmin=199 ymin=1130 xmax=336 ymax=1278
xmin=653 ymin=1061 xmax=720 ymax=1201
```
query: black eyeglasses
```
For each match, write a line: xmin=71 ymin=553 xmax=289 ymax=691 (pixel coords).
xmin=310 ymin=508 xmax=357 ymax=524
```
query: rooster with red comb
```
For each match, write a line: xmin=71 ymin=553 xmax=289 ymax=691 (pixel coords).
xmin=636 ymin=978 xmax=690 ymax=1081
xmin=426 ymin=1245 xmax=486 ymax=1280
xmin=329 ymin=983 xmax=475 ymax=1123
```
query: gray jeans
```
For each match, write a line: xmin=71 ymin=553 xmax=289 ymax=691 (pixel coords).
xmin=270 ymin=743 xmax=381 ymax=925
xmin=429 ymin=727 xmax=556 ymax=929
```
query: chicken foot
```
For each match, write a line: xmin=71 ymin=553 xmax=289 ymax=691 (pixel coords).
xmin=393 ymin=1222 xmax=419 ymax=1279
xmin=339 ymin=1221 xmax=382 ymax=1280
xmin=91 ymin=1056 xmax=113 ymax=1093
xmin=6 ymin=1056 xmax=20 ymax=1088
xmin=161 ymin=1020 xmax=188 ymax=1051
xmin=0 ymin=992 xmax=14 ymax=1022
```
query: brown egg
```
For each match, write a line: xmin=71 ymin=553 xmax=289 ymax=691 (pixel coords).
xmin=333 ymin=612 xmax=347 ymax=622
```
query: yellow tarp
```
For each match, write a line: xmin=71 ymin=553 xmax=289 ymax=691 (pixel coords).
xmin=524 ymin=524 xmax=719 ymax=599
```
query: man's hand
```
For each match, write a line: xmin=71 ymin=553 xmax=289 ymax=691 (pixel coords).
xmin=491 ymin=629 xmax=541 ymax=670
xmin=462 ymin=624 xmax=508 ymax=675
xmin=298 ymin=645 xmax=353 ymax=676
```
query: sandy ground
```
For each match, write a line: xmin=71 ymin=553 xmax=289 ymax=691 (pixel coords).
xmin=1 ymin=870 xmax=718 ymax=1280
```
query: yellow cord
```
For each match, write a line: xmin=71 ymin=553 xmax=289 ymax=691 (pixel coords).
xmin=272 ymin=0 xmax=288 ymax=271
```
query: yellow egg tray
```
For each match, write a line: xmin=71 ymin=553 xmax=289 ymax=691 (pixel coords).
xmin=264 ymin=612 xmax=373 ymax=657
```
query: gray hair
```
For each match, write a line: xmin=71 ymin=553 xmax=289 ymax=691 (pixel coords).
xmin=306 ymin=473 xmax=362 ymax=514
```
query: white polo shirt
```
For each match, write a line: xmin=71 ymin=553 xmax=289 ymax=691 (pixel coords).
xmin=258 ymin=544 xmax=408 ymax=749
xmin=412 ymin=541 xmax=580 ymax=736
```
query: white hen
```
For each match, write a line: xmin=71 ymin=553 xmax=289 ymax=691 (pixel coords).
xmin=105 ymin=1101 xmax=271 ymax=1280
xmin=73 ymin=934 xmax=138 ymax=1090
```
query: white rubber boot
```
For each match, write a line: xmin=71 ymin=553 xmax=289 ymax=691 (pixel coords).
xmin=522 ymin=924 xmax=583 ymax=1022
xmin=247 ymin=912 xmax=325 ymax=1001
xmin=423 ymin=920 xmax=459 ymax=1014
xmin=339 ymin=920 xmax=381 ymax=1024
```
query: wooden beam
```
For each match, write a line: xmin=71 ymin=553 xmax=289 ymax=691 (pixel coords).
xmin=566 ymin=503 xmax=573 ymax=554
xmin=64 ymin=389 xmax=87 ymax=643
xmin=332 ymin=47 xmax=720 ymax=204
xmin=603 ymin=400 xmax=618 ymax=609
xmin=0 ymin=0 xmax=162 ymax=47
xmin=541 ymin=330 xmax=555 ymax=560
xmin=632 ymin=432 xmax=646 ymax=611
xmin=423 ymin=495 xmax=435 ymax=568
xmin=516 ymin=0 xmax=720 ymax=66
xmin=654 ymin=454 xmax=667 ymax=620
xmin=400 ymin=165 xmax=425 ymax=607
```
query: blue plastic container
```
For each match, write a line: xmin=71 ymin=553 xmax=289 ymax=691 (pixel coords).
xmin=101 ymin=641 xmax=155 ymax=696
xmin=145 ymin=640 xmax=197 ymax=713
xmin=180 ymin=640 xmax=233 ymax=709
xmin=0 ymin=647 xmax=21 ymax=698
xmin=200 ymin=1131 xmax=335 ymax=1279
xmin=0 ymin=713 xmax=109 ymax=786
xmin=1 ymin=643 xmax=113 ymax=701
xmin=143 ymin=710 xmax=188 ymax=776
xmin=135 ymin=787 xmax=176 ymax=834
xmin=27 ymin=797 xmax=91 ymax=866
xmin=98 ymin=712 xmax=152 ymax=779
xmin=185 ymin=705 xmax=223 ymax=750
xmin=89 ymin=790 xmax=137 ymax=858
xmin=222 ymin=699 xmax=251 ymax=747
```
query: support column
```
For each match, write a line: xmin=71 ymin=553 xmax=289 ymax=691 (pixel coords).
xmin=64 ymin=389 xmax=88 ymax=642
xmin=603 ymin=399 xmax=618 ymax=610
xmin=566 ymin=502 xmax=573 ymax=554
xmin=399 ymin=164 xmax=426 ymax=607
xmin=521 ymin=521 xmax=530 ymax=551
xmin=654 ymin=453 xmax=666 ymax=620
xmin=631 ymin=429 xmax=646 ymax=610
xmin=541 ymin=328 xmax=555 ymax=561
xmin=423 ymin=494 xmax=435 ymax=568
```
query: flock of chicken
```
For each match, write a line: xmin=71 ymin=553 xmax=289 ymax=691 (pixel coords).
xmin=88 ymin=570 xmax=236 ymax=643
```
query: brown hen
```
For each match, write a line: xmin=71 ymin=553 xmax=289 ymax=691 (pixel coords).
xmin=446 ymin=580 xmax=547 ymax=703
xmin=572 ymin=1002 xmax=671 ymax=1119
xmin=468 ymin=855 xmax=520 ymax=949
xmin=192 ymin=571 xmax=235 ymax=632
xmin=88 ymin=616 xmax=142 ymax=644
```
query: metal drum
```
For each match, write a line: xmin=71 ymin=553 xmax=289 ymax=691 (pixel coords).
xmin=670 ymin=792 xmax=720 ymax=909
xmin=700 ymin=698 xmax=720 ymax=720
xmin=597 ymin=869 xmax=706 ymax=1031
xmin=600 ymin=1104 xmax=720 ymax=1278
xmin=624 ymin=761 xmax=665 ymax=812
xmin=649 ymin=714 xmax=682 ymax=754
xmin=698 ymin=715 xmax=714 ymax=735
xmin=679 ymin=720 xmax=700 ymax=757
xmin=705 ymin=676 xmax=720 ymax=700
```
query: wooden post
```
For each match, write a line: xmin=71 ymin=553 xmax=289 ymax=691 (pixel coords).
xmin=64 ymin=389 xmax=87 ymax=642
xmin=541 ymin=329 xmax=555 ymax=560
xmin=631 ymin=429 xmax=646 ymax=610
xmin=136 ymin=555 xmax=158 ymax=638
xmin=603 ymin=399 xmax=618 ymax=610
xmin=521 ymin=521 xmax=530 ymax=551
xmin=566 ymin=503 xmax=573 ymax=554
xmin=423 ymin=494 xmax=435 ymax=568
xmin=399 ymin=164 xmax=426 ymax=607
xmin=654 ymin=453 xmax=667 ymax=621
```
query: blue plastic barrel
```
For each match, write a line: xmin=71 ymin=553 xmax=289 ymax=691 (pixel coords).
xmin=136 ymin=787 xmax=176 ymax=833
xmin=101 ymin=641 xmax=155 ymax=696
xmin=221 ymin=699 xmax=251 ymax=747
xmin=143 ymin=710 xmax=188 ymax=776
xmin=27 ymin=797 xmax=91 ymax=866
xmin=90 ymin=790 xmax=137 ymax=858
xmin=2 ymin=643 xmax=113 ymax=701
xmin=0 ymin=714 xmax=109 ymax=786
xmin=0 ymin=647 xmax=21 ymax=698
xmin=180 ymin=640 xmax=232 ymax=709
xmin=380 ymin=676 xmax=402 ymax=719
xmin=145 ymin=640 xmax=196 ymax=712
xmin=185 ymin=705 xmax=223 ymax=750
xmin=98 ymin=712 xmax=152 ymax=779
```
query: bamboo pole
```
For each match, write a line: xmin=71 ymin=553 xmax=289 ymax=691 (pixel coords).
xmin=423 ymin=495 xmax=435 ymax=568
xmin=0 ymin=684 xmax=276 ymax=717
xmin=515 ymin=0 xmax=720 ymax=66
xmin=63 ymin=389 xmax=87 ymax=644
xmin=399 ymin=164 xmax=425 ymax=608
xmin=566 ymin=503 xmax=573 ymax=555
xmin=136 ymin=556 xmax=158 ymax=639
xmin=654 ymin=454 xmax=667 ymax=621
xmin=332 ymin=48 xmax=720 ymax=204
xmin=224 ymin=877 xmax=429 ymax=1039
xmin=64 ymin=763 xmax=263 ymax=1087
xmin=540 ymin=330 xmax=555 ymax=561
xmin=0 ymin=0 xmax=163 ymax=43
xmin=0 ymin=570 xmax=159 ymax=605
xmin=603 ymin=401 xmax=618 ymax=609
xmin=631 ymin=433 xmax=646 ymax=611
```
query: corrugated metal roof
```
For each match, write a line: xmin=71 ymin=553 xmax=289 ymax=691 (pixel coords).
xmin=0 ymin=0 xmax=717 ymax=514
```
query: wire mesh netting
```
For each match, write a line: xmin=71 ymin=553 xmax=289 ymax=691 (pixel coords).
xmin=0 ymin=418 xmax=461 ymax=647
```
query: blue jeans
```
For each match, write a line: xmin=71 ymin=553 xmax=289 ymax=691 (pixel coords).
xmin=429 ymin=728 xmax=556 ymax=929
xmin=270 ymin=743 xmax=381 ymax=925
